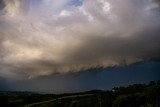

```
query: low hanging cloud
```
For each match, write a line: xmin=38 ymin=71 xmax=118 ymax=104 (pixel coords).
xmin=0 ymin=0 xmax=160 ymax=79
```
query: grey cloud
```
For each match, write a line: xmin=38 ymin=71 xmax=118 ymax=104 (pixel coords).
xmin=0 ymin=0 xmax=160 ymax=79
xmin=0 ymin=0 xmax=5 ymax=10
xmin=64 ymin=29 xmax=160 ymax=66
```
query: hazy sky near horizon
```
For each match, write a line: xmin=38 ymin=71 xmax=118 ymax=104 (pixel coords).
xmin=0 ymin=60 xmax=160 ymax=93
xmin=0 ymin=0 xmax=160 ymax=80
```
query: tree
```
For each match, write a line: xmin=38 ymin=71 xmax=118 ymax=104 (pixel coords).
xmin=149 ymin=81 xmax=156 ymax=86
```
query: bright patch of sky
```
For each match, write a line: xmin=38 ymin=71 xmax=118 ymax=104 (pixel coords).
xmin=69 ymin=0 xmax=83 ymax=6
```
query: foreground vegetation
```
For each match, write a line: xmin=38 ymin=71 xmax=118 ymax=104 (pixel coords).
xmin=0 ymin=81 xmax=160 ymax=107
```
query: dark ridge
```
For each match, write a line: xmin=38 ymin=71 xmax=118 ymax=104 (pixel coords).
xmin=0 ymin=81 xmax=160 ymax=107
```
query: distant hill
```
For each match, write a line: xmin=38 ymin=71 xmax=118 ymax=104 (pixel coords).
xmin=0 ymin=81 xmax=160 ymax=107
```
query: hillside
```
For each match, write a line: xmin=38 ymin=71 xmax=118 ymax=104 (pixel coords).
xmin=0 ymin=81 xmax=160 ymax=107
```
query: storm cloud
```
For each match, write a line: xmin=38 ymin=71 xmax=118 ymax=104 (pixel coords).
xmin=0 ymin=0 xmax=160 ymax=79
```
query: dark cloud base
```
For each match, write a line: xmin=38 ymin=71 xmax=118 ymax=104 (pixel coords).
xmin=0 ymin=60 xmax=160 ymax=93
xmin=0 ymin=0 xmax=4 ymax=10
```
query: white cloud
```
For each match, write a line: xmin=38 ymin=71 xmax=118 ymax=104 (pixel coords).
xmin=60 ymin=10 xmax=72 ymax=17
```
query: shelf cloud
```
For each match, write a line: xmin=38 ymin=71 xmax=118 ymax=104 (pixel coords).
xmin=0 ymin=0 xmax=160 ymax=79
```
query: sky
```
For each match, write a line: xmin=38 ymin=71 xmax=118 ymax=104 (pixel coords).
xmin=0 ymin=60 xmax=160 ymax=93
xmin=0 ymin=0 xmax=160 ymax=93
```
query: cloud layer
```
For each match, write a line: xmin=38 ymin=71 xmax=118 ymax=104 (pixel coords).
xmin=0 ymin=0 xmax=160 ymax=79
